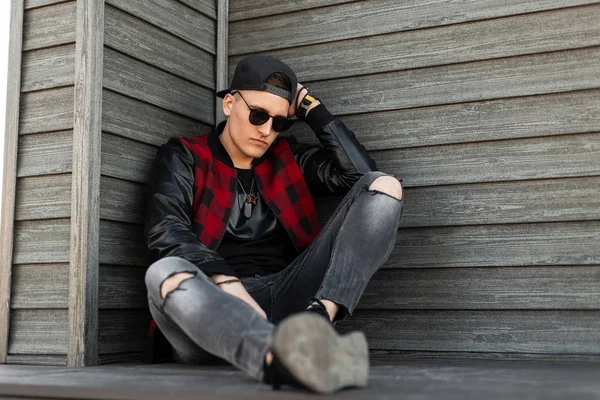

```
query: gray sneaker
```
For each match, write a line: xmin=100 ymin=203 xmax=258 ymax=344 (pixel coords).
xmin=263 ymin=313 xmax=369 ymax=394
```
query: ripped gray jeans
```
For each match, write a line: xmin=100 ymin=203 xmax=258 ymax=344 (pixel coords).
xmin=144 ymin=171 xmax=403 ymax=382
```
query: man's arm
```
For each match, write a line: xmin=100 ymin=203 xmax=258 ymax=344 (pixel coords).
xmin=145 ymin=138 xmax=270 ymax=319
xmin=288 ymin=86 xmax=378 ymax=196
xmin=144 ymin=138 xmax=239 ymax=282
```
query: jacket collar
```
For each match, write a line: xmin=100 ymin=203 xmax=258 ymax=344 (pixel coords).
xmin=207 ymin=120 xmax=275 ymax=169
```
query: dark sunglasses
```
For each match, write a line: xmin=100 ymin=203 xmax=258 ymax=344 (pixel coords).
xmin=231 ymin=91 xmax=294 ymax=132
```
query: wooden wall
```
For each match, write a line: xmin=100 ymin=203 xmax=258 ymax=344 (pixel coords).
xmin=229 ymin=0 xmax=600 ymax=360
xmin=99 ymin=0 xmax=216 ymax=363
xmin=1 ymin=0 xmax=76 ymax=366
xmin=0 ymin=0 xmax=218 ymax=365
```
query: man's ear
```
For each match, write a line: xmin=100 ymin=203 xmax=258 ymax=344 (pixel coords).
xmin=222 ymin=93 xmax=234 ymax=117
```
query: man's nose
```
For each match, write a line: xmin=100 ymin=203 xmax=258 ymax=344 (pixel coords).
xmin=258 ymin=117 xmax=275 ymax=136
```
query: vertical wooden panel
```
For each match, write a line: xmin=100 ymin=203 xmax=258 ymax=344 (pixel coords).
xmin=0 ymin=0 xmax=25 ymax=364
xmin=215 ymin=0 xmax=228 ymax=124
xmin=67 ymin=0 xmax=104 ymax=366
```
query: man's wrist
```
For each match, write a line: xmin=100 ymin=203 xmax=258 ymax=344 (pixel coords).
xmin=296 ymin=87 xmax=321 ymax=119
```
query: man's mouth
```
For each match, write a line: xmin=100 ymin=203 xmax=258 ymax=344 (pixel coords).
xmin=252 ymin=139 xmax=267 ymax=146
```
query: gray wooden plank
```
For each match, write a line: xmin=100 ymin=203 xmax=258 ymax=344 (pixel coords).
xmin=8 ymin=310 xmax=68 ymax=355
xmin=21 ymin=43 xmax=75 ymax=92
xmin=100 ymin=133 xmax=157 ymax=184
xmin=316 ymin=176 xmax=600 ymax=228
xmin=1 ymin=0 xmax=25 ymax=365
xmin=215 ymin=0 xmax=228 ymax=124
xmin=20 ymin=87 xmax=74 ymax=134
xmin=389 ymin=221 xmax=600 ymax=269
xmin=400 ymin=176 xmax=600 ymax=227
xmin=17 ymin=131 xmax=72 ymax=177
xmin=4 ymin=354 xmax=67 ymax=365
xmin=102 ymin=90 xmax=209 ymax=147
xmin=376 ymin=132 xmax=600 ymax=187
xmin=11 ymin=264 xmax=69 ymax=309
xmin=369 ymin=350 xmax=600 ymax=363
xmin=12 ymin=219 xmax=71 ymax=264
xmin=99 ymin=220 xmax=147 ymax=267
xmin=98 ymin=310 xmax=150 ymax=354
xmin=95 ymin=221 xmax=600 ymax=269
xmin=67 ymin=0 xmax=103 ymax=366
xmin=99 ymin=176 xmax=144 ymax=224
xmin=237 ymin=4 xmax=600 ymax=82
xmin=10 ymin=264 xmax=148 ymax=311
xmin=229 ymin=0 xmax=355 ymax=22
xmin=98 ymin=266 xmax=147 ymax=310
xmin=97 ymin=352 xmax=144 ymax=365
xmin=105 ymin=0 xmax=215 ymax=54
xmin=289 ymin=89 xmax=600 ymax=151
xmin=305 ymin=47 xmax=600 ymax=116
xmin=3 ymin=361 xmax=600 ymax=399
xmin=104 ymin=5 xmax=214 ymax=89
xmin=15 ymin=174 xmax=71 ymax=221
xmin=109 ymin=174 xmax=600 ymax=228
xmin=229 ymin=0 xmax=600 ymax=54
xmin=103 ymin=48 xmax=214 ymax=124
xmin=25 ymin=0 xmax=70 ymax=9
xmin=340 ymin=310 xmax=600 ymax=354
xmin=178 ymin=0 xmax=216 ymax=20
xmin=359 ymin=266 xmax=600 ymax=310
xmin=23 ymin=1 xmax=75 ymax=51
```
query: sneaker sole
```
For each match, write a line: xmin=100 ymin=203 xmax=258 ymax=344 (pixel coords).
xmin=272 ymin=313 xmax=369 ymax=394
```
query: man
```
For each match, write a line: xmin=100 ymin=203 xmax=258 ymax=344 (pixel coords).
xmin=144 ymin=55 xmax=403 ymax=394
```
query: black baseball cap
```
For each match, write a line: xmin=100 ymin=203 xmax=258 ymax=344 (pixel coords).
xmin=216 ymin=55 xmax=298 ymax=103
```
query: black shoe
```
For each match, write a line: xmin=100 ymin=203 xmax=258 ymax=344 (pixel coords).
xmin=305 ymin=297 xmax=333 ymax=325
xmin=262 ymin=313 xmax=369 ymax=394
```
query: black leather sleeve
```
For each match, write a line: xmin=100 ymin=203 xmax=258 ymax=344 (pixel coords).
xmin=288 ymin=104 xmax=379 ymax=196
xmin=144 ymin=138 xmax=239 ymax=278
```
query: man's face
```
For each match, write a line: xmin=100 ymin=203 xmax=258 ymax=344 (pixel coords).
xmin=221 ymin=90 xmax=290 ymax=168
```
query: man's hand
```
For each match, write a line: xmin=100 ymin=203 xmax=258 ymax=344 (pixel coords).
xmin=220 ymin=281 xmax=268 ymax=319
xmin=212 ymin=274 xmax=267 ymax=320
xmin=288 ymin=83 xmax=321 ymax=119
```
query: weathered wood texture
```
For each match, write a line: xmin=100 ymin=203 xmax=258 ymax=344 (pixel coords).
xmin=229 ymin=0 xmax=600 ymax=358
xmin=230 ymin=4 xmax=600 ymax=82
xmin=215 ymin=0 xmax=228 ymax=123
xmin=2 ymin=360 xmax=600 ymax=399
xmin=104 ymin=5 xmax=214 ymax=89
xmin=24 ymin=0 xmax=70 ymax=10
xmin=229 ymin=0 xmax=355 ymax=21
xmin=97 ymin=0 xmax=218 ymax=362
xmin=1 ymin=0 xmax=25 ymax=365
xmin=19 ymin=87 xmax=74 ymax=134
xmin=288 ymin=90 xmax=600 ymax=151
xmin=5 ymin=0 xmax=80 ymax=366
xmin=23 ymin=1 xmax=76 ymax=51
xmin=229 ymin=0 xmax=600 ymax=54
xmin=105 ymin=0 xmax=216 ymax=54
xmin=10 ymin=264 xmax=147 ymax=310
xmin=338 ymin=310 xmax=600 ymax=354
xmin=6 ymin=309 xmax=149 ymax=357
xmin=67 ymin=0 xmax=103 ymax=367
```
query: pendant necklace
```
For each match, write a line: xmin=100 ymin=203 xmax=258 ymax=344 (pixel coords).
xmin=238 ymin=175 xmax=258 ymax=219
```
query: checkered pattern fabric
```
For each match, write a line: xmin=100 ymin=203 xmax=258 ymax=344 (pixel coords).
xmin=174 ymin=135 xmax=322 ymax=251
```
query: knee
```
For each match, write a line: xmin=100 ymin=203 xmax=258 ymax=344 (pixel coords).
xmin=368 ymin=175 xmax=403 ymax=200
xmin=145 ymin=257 xmax=198 ymax=300
xmin=160 ymin=272 xmax=196 ymax=299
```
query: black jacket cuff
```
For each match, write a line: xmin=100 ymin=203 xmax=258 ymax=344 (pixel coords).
xmin=304 ymin=103 xmax=335 ymax=131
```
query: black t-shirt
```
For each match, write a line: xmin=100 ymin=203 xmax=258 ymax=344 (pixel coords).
xmin=216 ymin=167 xmax=300 ymax=277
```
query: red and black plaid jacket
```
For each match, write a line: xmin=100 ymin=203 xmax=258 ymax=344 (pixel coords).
xmin=176 ymin=132 xmax=322 ymax=253
xmin=143 ymin=106 xmax=378 ymax=363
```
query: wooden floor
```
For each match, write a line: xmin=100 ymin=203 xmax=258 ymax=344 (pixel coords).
xmin=0 ymin=357 xmax=599 ymax=399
